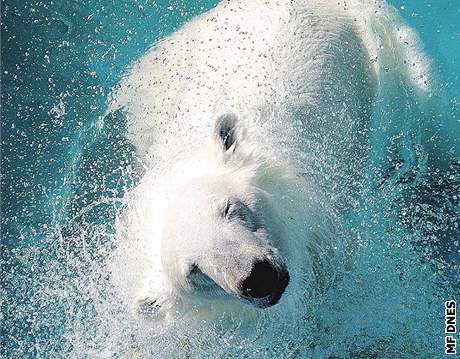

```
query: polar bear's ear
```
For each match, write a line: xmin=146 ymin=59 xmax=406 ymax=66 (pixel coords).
xmin=215 ymin=113 xmax=238 ymax=153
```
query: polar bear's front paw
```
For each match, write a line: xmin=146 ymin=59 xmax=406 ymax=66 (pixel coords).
xmin=134 ymin=292 xmax=177 ymax=319
xmin=136 ymin=296 xmax=162 ymax=315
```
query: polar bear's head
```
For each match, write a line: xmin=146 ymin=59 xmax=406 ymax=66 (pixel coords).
xmin=143 ymin=114 xmax=290 ymax=314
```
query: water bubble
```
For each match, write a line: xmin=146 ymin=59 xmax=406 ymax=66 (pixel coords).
xmin=49 ymin=99 xmax=66 ymax=122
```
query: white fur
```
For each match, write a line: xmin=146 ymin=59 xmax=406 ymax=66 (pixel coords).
xmin=109 ymin=0 xmax=431 ymax=322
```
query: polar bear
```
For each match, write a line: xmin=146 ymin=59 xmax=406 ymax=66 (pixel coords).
xmin=110 ymin=0 xmax=431 ymax=320
xmin=123 ymin=113 xmax=319 ymax=319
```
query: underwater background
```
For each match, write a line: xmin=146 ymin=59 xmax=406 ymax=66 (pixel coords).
xmin=1 ymin=0 xmax=459 ymax=358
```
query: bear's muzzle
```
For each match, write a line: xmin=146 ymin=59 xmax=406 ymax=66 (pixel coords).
xmin=240 ymin=260 xmax=290 ymax=308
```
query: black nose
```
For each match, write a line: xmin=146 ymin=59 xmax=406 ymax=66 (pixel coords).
xmin=241 ymin=260 xmax=289 ymax=306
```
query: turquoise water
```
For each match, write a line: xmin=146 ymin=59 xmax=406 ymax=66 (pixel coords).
xmin=1 ymin=1 xmax=459 ymax=358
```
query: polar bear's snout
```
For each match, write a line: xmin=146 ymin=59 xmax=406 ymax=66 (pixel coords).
xmin=240 ymin=260 xmax=290 ymax=308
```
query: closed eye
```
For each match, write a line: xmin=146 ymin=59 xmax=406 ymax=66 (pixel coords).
xmin=229 ymin=202 xmax=248 ymax=220
xmin=222 ymin=200 xmax=245 ymax=219
xmin=223 ymin=200 xmax=232 ymax=217
xmin=222 ymin=200 xmax=258 ymax=231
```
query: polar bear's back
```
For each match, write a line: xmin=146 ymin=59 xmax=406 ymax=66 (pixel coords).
xmin=111 ymin=0 xmax=430 ymax=169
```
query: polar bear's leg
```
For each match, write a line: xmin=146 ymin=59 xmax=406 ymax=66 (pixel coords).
xmin=135 ymin=292 xmax=177 ymax=317
xmin=134 ymin=274 xmax=179 ymax=319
